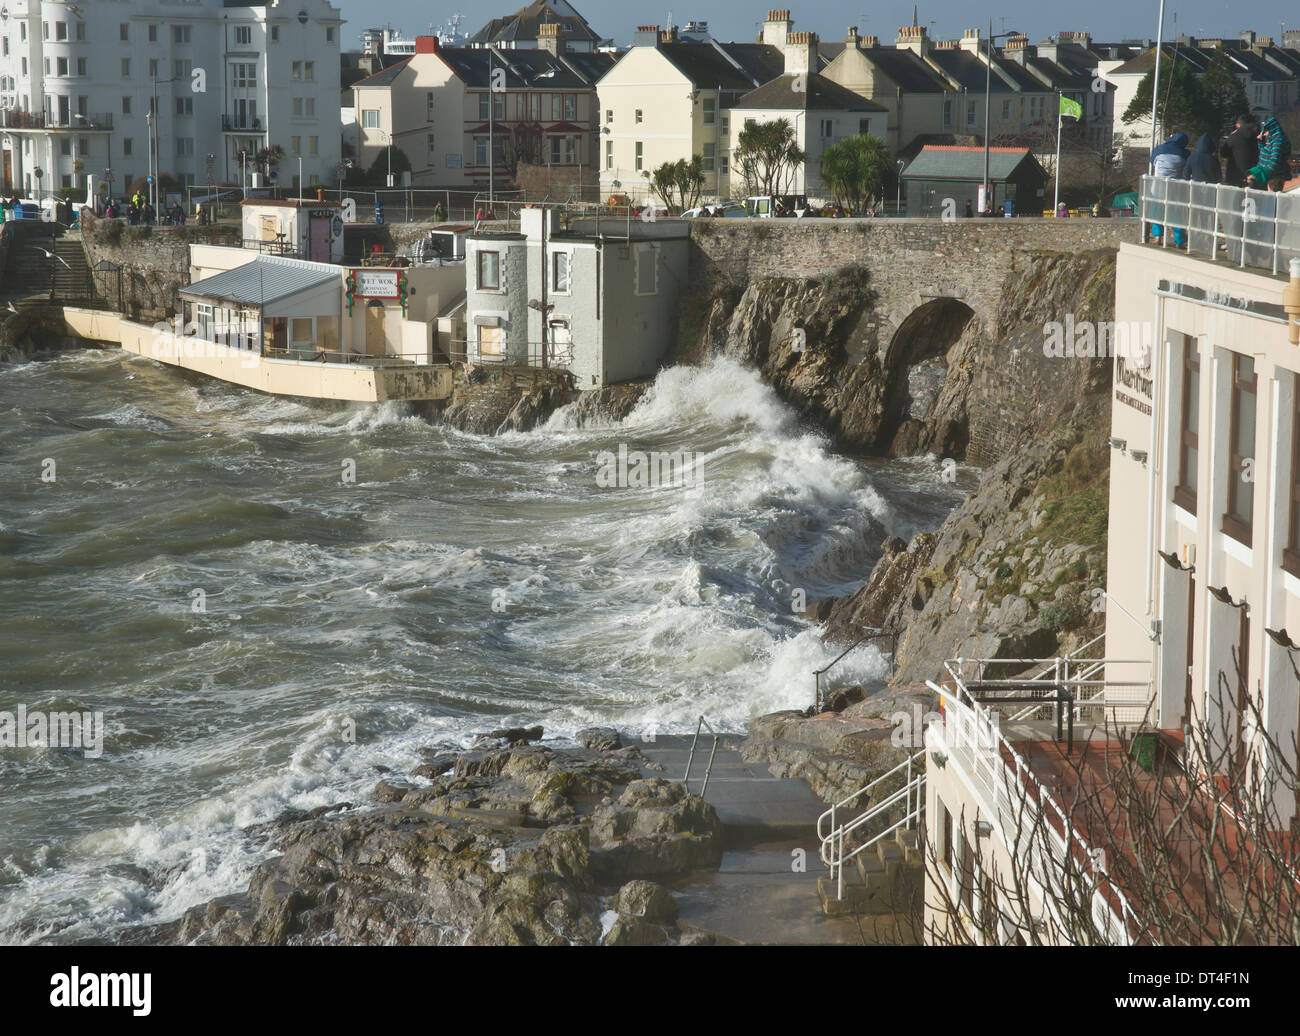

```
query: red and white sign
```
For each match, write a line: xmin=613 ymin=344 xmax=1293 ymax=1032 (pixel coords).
xmin=351 ymin=269 xmax=400 ymax=298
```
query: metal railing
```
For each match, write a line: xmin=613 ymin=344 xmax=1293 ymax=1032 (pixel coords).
xmin=818 ymin=749 xmax=925 ymax=901
xmin=1140 ymin=173 xmax=1300 ymax=275
xmin=812 ymin=626 xmax=901 ymax=712
xmin=681 ymin=715 xmax=720 ymax=799
xmin=0 ymin=110 xmax=113 ymax=131
xmin=928 ymin=677 xmax=1141 ymax=944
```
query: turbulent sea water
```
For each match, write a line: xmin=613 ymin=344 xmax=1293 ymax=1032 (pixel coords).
xmin=0 ymin=347 xmax=962 ymax=943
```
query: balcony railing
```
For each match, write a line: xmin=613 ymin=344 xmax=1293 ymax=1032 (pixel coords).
xmin=1139 ymin=173 xmax=1300 ymax=275
xmin=0 ymin=109 xmax=113 ymax=131
xmin=221 ymin=115 xmax=264 ymax=132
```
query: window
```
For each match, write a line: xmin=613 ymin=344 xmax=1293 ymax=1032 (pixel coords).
xmin=304 ymin=62 xmax=315 ymax=81
xmin=123 ymin=138 xmax=133 ymax=156
xmin=702 ymin=142 xmax=715 ymax=171
xmin=120 ymin=23 xmax=129 ymax=42
xmin=60 ymin=139 xmax=72 ymax=157
xmin=1223 ymin=352 xmax=1257 ymax=545
xmin=308 ymin=136 xmax=318 ymax=155
xmin=76 ymin=22 xmax=85 ymax=42
xmin=966 ymin=100 xmax=978 ymax=128
xmin=56 ymin=21 xmax=67 ymax=41
xmin=271 ymin=26 xmax=280 ymax=43
xmin=493 ymin=92 xmax=504 ymax=120
xmin=235 ymin=26 xmax=252 ymax=46
xmin=173 ymin=60 xmax=192 ymax=81
xmin=148 ymin=24 xmax=158 ymax=43
xmin=550 ymin=94 xmax=561 ymax=120
xmin=552 ymin=251 xmax=570 ymax=292
xmin=820 ymin=118 xmax=833 ymax=137
xmin=19 ymin=23 xmax=25 ymax=41
xmin=475 ymin=136 xmax=488 ymax=166
xmin=122 ymin=58 xmax=131 ymax=79
xmin=326 ymin=28 xmax=335 ymax=43
xmin=529 ymin=94 xmax=540 ymax=120
xmin=362 ymin=109 xmax=380 ymax=129
xmin=290 ymin=136 xmax=300 ymax=155
xmin=605 ymin=139 xmax=613 ymax=169
xmin=635 ymin=141 xmax=643 ymax=171
xmin=478 ymin=93 xmax=489 ymax=120
xmin=78 ymin=138 xmax=88 ymax=157
xmin=477 ymin=324 xmax=502 ymax=357
xmin=148 ymin=59 xmax=159 ymax=78
xmin=859 ymin=118 xmax=872 ymax=135
xmin=175 ymin=97 xmax=193 ymax=116
xmin=292 ymin=61 xmax=302 ymax=80
xmin=176 ymin=138 xmax=193 ymax=157
xmin=427 ymin=92 xmax=435 ymax=120
xmin=2 ymin=38 xmax=7 ymax=58
xmin=56 ymin=57 xmax=68 ymax=77
xmin=77 ymin=58 xmax=87 ymax=77
xmin=1174 ymin=339 xmax=1200 ymax=514
xmin=635 ymin=108 xmax=643 ymax=124
xmin=232 ymin=64 xmax=256 ymax=89
xmin=959 ymin=832 xmax=975 ymax=915
xmin=427 ymin=133 xmax=435 ymax=158
xmin=1002 ymin=99 xmax=1012 ymax=120
xmin=605 ymin=108 xmax=613 ymax=124
xmin=172 ymin=25 xmax=191 ymax=45
xmin=938 ymin=798 xmax=953 ymax=872
xmin=942 ymin=99 xmax=953 ymax=129
xmin=703 ymin=96 xmax=716 ymax=126
xmin=477 ymin=250 xmax=500 ymax=290
xmin=563 ymin=94 xmax=575 ymax=120
xmin=1286 ymin=381 xmax=1300 ymax=577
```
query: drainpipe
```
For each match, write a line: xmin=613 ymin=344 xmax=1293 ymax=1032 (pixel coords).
xmin=1284 ymin=258 xmax=1300 ymax=345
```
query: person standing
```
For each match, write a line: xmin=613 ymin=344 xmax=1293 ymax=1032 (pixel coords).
xmin=1247 ymin=116 xmax=1292 ymax=186
xmin=1186 ymin=133 xmax=1222 ymax=183
xmin=1220 ymin=114 xmax=1260 ymax=187
xmin=1148 ymin=131 xmax=1190 ymax=246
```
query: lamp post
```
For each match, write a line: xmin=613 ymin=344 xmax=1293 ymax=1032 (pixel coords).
xmin=981 ymin=22 xmax=1022 ymax=212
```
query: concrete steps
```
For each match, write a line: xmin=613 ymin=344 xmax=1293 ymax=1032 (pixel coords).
xmin=817 ymin=826 xmax=924 ymax=920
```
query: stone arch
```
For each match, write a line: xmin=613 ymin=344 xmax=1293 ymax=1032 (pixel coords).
xmin=881 ymin=297 xmax=976 ymax=457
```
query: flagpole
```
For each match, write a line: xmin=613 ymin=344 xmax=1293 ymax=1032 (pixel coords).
xmin=1054 ymin=92 xmax=1062 ymax=215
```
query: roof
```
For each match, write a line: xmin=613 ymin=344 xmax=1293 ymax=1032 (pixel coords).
xmin=351 ymin=58 xmax=413 ymax=88
xmin=855 ymin=47 xmax=952 ymax=93
xmin=926 ymin=48 xmax=1015 ymax=92
xmin=902 ymin=145 xmax=1046 ymax=182
xmin=734 ymin=74 xmax=886 ymax=112
xmin=1023 ymin=54 xmax=1094 ymax=91
xmin=468 ymin=2 xmax=600 ymax=46
xmin=644 ymin=40 xmax=783 ymax=92
xmin=437 ymin=46 xmax=612 ymax=88
xmin=180 ymin=256 xmax=339 ymax=307
xmin=1111 ymin=44 xmax=1212 ymax=77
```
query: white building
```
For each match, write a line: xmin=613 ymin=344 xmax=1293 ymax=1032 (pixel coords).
xmin=0 ymin=0 xmax=343 ymax=202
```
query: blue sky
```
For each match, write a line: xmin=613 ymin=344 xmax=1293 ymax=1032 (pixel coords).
xmin=335 ymin=0 xmax=1293 ymax=49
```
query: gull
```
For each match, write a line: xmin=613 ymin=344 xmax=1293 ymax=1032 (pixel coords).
xmin=29 ymin=246 xmax=72 ymax=270
xmin=6 ymin=301 xmax=17 ymax=314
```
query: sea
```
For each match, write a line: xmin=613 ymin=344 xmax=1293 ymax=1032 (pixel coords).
xmin=0 ymin=347 xmax=962 ymax=942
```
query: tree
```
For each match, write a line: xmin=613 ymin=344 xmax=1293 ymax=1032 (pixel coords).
xmin=820 ymin=134 xmax=892 ymax=214
xmin=1200 ymin=48 xmax=1251 ymax=139
xmin=253 ymin=145 xmax=285 ymax=179
xmin=1123 ymin=52 xmax=1213 ymax=139
xmin=733 ymin=118 xmax=806 ymax=198
xmin=345 ymin=146 xmax=412 ymax=188
xmin=649 ymin=156 xmax=706 ymax=213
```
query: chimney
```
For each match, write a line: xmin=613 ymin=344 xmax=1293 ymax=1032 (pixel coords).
xmin=895 ymin=25 xmax=928 ymax=55
xmin=934 ymin=40 xmax=957 ymax=51
xmin=845 ymin=25 xmax=859 ymax=48
xmin=415 ymin=36 xmax=440 ymax=54
xmin=633 ymin=25 xmax=661 ymax=47
xmin=861 ymin=35 xmax=879 ymax=47
xmin=660 ymin=26 xmax=679 ymax=43
xmin=784 ymin=31 xmax=818 ymax=77
xmin=1200 ymin=38 xmax=1223 ymax=49
xmin=1058 ymin=30 xmax=1092 ymax=48
xmin=1005 ymin=34 xmax=1028 ymax=63
xmin=762 ymin=9 xmax=793 ymax=48
xmin=1284 ymin=29 xmax=1300 ymax=48
xmin=959 ymin=28 xmax=981 ymax=53
xmin=539 ymin=22 xmax=565 ymax=55
xmin=1238 ymin=29 xmax=1256 ymax=45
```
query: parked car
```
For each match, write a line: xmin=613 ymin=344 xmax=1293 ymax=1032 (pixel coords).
xmin=681 ymin=201 xmax=748 ymax=218
xmin=744 ymin=194 xmax=814 ymax=218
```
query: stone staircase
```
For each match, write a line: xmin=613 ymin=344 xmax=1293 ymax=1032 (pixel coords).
xmin=52 ymin=235 xmax=97 ymax=302
xmin=817 ymin=825 xmax=924 ymax=918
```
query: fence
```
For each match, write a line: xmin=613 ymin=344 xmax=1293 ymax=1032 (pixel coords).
xmin=1140 ymin=173 xmax=1300 ymax=275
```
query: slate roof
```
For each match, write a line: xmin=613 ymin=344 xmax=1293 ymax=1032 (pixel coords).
xmin=926 ymin=48 xmax=1015 ymax=92
xmin=902 ymin=145 xmax=1045 ymax=182
xmin=468 ymin=3 xmax=600 ymax=47
xmin=734 ymin=74 xmax=885 ymax=112
xmin=181 ymin=257 xmax=338 ymax=307
xmin=856 ymin=47 xmax=952 ymax=93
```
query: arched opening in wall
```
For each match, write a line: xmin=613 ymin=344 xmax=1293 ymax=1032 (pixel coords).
xmin=881 ymin=297 xmax=975 ymax=457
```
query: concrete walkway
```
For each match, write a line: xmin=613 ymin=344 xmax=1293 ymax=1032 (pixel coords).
xmin=637 ymin=735 xmax=895 ymax=945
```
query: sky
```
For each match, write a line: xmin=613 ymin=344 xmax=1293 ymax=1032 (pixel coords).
xmin=335 ymin=0 xmax=1294 ymax=49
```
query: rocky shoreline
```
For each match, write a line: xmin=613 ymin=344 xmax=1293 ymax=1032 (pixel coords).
xmin=120 ymin=727 xmax=729 ymax=946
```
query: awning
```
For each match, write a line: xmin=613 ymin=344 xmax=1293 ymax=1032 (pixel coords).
xmin=181 ymin=256 xmax=340 ymax=318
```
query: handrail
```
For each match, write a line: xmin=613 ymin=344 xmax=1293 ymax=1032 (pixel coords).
xmin=812 ymin=626 xmax=901 ymax=712
xmin=682 ymin=715 xmax=720 ymax=799
xmin=927 ymin=677 xmax=1140 ymax=943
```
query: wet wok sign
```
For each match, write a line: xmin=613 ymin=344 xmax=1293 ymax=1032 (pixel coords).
xmin=351 ymin=270 xmax=401 ymax=298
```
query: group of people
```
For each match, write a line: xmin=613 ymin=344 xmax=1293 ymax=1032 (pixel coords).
xmin=1148 ymin=113 xmax=1293 ymax=246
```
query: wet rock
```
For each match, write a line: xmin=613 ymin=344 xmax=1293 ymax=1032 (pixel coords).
xmin=575 ymin=727 xmax=622 ymax=752
xmin=823 ymin=684 xmax=868 ymax=714
xmin=614 ymin=880 xmax=678 ymax=926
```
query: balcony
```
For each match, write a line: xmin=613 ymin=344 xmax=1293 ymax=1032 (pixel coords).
xmin=1140 ymin=173 xmax=1300 ymax=276
xmin=0 ymin=110 xmax=113 ymax=131
xmin=221 ymin=115 xmax=265 ymax=133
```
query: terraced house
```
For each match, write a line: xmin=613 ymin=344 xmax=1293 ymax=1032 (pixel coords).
xmin=352 ymin=33 xmax=613 ymax=189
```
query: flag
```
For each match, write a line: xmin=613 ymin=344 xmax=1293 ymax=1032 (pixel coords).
xmin=1060 ymin=95 xmax=1083 ymax=120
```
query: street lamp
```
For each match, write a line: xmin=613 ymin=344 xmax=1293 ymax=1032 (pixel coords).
xmin=896 ymin=158 xmax=904 ymax=215
xmin=981 ymin=22 xmax=1022 ymax=212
